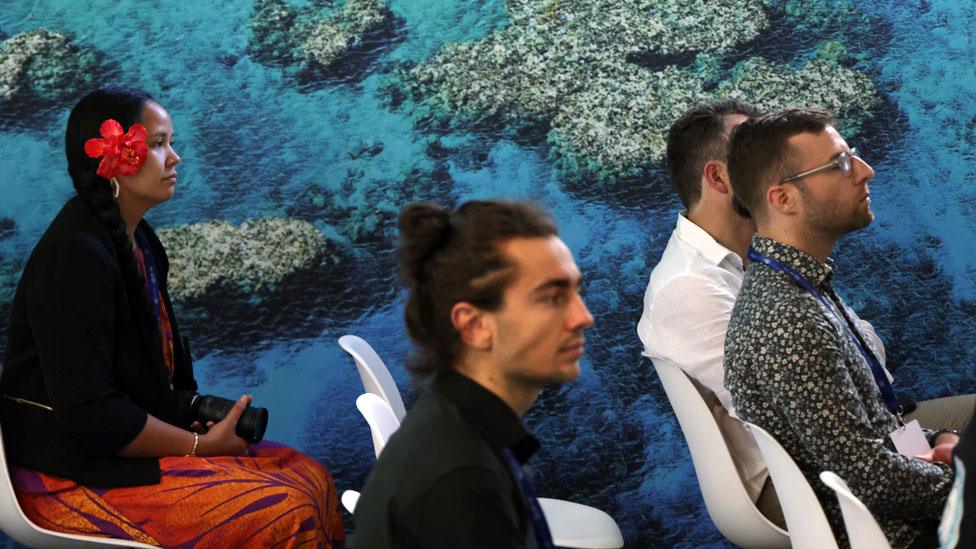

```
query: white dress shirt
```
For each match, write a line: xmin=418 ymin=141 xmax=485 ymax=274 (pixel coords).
xmin=638 ymin=212 xmax=890 ymax=502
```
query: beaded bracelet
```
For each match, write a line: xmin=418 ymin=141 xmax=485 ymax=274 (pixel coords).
xmin=186 ymin=432 xmax=199 ymax=457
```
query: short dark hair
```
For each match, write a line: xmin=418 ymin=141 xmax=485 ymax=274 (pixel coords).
xmin=727 ymin=108 xmax=834 ymax=219
xmin=398 ymin=200 xmax=558 ymax=377
xmin=665 ymin=99 xmax=763 ymax=208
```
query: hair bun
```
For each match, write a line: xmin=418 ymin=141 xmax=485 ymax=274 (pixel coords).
xmin=398 ymin=202 xmax=451 ymax=284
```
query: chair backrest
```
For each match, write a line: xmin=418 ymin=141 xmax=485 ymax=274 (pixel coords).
xmin=745 ymin=421 xmax=839 ymax=549
xmin=652 ymin=359 xmax=790 ymax=548
xmin=356 ymin=393 xmax=402 ymax=458
xmin=339 ymin=335 xmax=407 ymax=422
xmin=340 ymin=490 xmax=360 ymax=514
xmin=0 ymin=423 xmax=158 ymax=548
xmin=819 ymin=471 xmax=892 ymax=549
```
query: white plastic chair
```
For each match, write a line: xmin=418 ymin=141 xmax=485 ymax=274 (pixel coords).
xmin=537 ymin=499 xmax=622 ymax=549
xmin=338 ymin=335 xmax=407 ymax=421
xmin=348 ymin=367 xmax=623 ymax=548
xmin=0 ymin=423 xmax=158 ymax=548
xmin=819 ymin=471 xmax=892 ymax=549
xmin=745 ymin=421 xmax=838 ymax=549
xmin=356 ymin=393 xmax=401 ymax=458
xmin=652 ymin=359 xmax=790 ymax=548
xmin=340 ymin=490 xmax=360 ymax=515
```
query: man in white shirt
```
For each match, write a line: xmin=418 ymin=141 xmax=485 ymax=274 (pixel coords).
xmin=636 ymin=99 xmax=785 ymax=523
xmin=639 ymin=100 xmax=974 ymax=528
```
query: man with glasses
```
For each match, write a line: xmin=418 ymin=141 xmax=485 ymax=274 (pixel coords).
xmin=724 ymin=108 xmax=962 ymax=548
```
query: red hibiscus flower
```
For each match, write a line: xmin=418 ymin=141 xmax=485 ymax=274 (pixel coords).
xmin=84 ymin=119 xmax=148 ymax=180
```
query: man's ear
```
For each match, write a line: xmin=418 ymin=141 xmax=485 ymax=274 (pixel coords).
xmin=703 ymin=160 xmax=731 ymax=195
xmin=451 ymin=302 xmax=492 ymax=350
xmin=767 ymin=183 xmax=797 ymax=215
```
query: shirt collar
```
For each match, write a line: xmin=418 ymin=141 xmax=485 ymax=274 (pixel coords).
xmin=675 ymin=212 xmax=743 ymax=269
xmin=751 ymin=235 xmax=835 ymax=287
xmin=435 ymin=371 xmax=541 ymax=464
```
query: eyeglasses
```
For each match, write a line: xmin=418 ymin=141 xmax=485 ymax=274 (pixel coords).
xmin=781 ymin=148 xmax=859 ymax=183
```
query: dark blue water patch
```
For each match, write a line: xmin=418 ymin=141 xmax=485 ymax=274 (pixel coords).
xmin=190 ymin=97 xmax=313 ymax=221
xmin=198 ymin=354 xmax=269 ymax=389
xmin=173 ymin=250 xmax=364 ymax=353
xmin=248 ymin=0 xmax=406 ymax=92
xmin=412 ymin=106 xmax=554 ymax=150
xmin=0 ymin=30 xmax=117 ymax=132
xmin=832 ymin=229 xmax=976 ymax=401
xmin=720 ymin=1 xmax=893 ymax=72
xmin=425 ymin=135 xmax=494 ymax=173
xmin=295 ymin=16 xmax=407 ymax=91
xmin=383 ymin=69 xmax=556 ymax=148
xmin=347 ymin=140 xmax=384 ymax=159
xmin=279 ymin=161 xmax=455 ymax=249
xmin=556 ymin=164 xmax=679 ymax=214
xmin=0 ymin=218 xmax=15 ymax=241
xmin=835 ymin=86 xmax=911 ymax=175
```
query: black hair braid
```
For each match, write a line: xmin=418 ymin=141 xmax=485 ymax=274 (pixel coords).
xmin=76 ymin=174 xmax=161 ymax=345
xmin=65 ymin=87 xmax=162 ymax=351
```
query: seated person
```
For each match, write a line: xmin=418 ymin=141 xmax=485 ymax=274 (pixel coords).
xmin=352 ymin=200 xmax=594 ymax=548
xmin=0 ymin=87 xmax=344 ymax=547
xmin=724 ymin=108 xmax=957 ymax=548
xmin=938 ymin=401 xmax=976 ymax=548
xmin=640 ymin=100 xmax=973 ymax=531
xmin=637 ymin=99 xmax=777 ymax=520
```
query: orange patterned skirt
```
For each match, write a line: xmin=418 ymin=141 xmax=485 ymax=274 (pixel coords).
xmin=12 ymin=440 xmax=345 ymax=548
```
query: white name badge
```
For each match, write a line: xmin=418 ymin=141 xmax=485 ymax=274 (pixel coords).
xmin=890 ymin=419 xmax=931 ymax=458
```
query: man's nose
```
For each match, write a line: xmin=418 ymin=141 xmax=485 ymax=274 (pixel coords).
xmin=569 ymin=293 xmax=595 ymax=331
xmin=854 ymin=155 xmax=874 ymax=181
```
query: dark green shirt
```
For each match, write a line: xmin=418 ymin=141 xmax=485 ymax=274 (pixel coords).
xmin=725 ymin=236 xmax=952 ymax=548
xmin=351 ymin=371 xmax=541 ymax=549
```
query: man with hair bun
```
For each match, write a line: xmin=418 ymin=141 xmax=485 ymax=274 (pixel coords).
xmin=352 ymin=200 xmax=594 ymax=549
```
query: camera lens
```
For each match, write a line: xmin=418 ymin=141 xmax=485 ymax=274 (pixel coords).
xmin=189 ymin=394 xmax=269 ymax=443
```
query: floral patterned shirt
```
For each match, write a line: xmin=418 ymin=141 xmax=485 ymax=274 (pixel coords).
xmin=725 ymin=236 xmax=953 ymax=548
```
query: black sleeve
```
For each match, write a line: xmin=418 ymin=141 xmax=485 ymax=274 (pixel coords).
xmin=29 ymin=232 xmax=148 ymax=455
xmin=953 ymin=410 xmax=976 ymax=546
xmin=411 ymin=466 xmax=528 ymax=549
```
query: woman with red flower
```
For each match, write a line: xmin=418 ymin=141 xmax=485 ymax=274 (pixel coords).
xmin=0 ymin=87 xmax=345 ymax=547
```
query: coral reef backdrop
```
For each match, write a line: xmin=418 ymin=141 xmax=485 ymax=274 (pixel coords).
xmin=1 ymin=1 xmax=974 ymax=547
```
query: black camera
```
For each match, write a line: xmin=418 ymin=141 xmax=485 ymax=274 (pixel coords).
xmin=188 ymin=394 xmax=269 ymax=444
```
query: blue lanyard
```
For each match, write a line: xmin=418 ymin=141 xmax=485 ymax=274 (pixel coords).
xmin=135 ymin=228 xmax=162 ymax=325
xmin=500 ymin=448 xmax=554 ymax=549
xmin=748 ymin=247 xmax=902 ymax=419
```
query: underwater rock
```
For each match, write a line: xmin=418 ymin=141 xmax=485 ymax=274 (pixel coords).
xmin=547 ymin=53 xmax=876 ymax=184
xmin=780 ymin=0 xmax=869 ymax=30
xmin=0 ymin=29 xmax=99 ymax=103
xmin=0 ymin=217 xmax=15 ymax=240
xmin=391 ymin=0 xmax=881 ymax=188
xmin=347 ymin=139 xmax=384 ymax=159
xmin=717 ymin=55 xmax=878 ymax=136
xmin=250 ymin=0 xmax=393 ymax=73
xmin=548 ymin=65 xmax=705 ymax=183
xmin=158 ymin=218 xmax=334 ymax=301
xmin=399 ymin=0 xmax=769 ymax=132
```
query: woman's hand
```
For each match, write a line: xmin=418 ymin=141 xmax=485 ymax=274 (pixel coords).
xmin=197 ymin=395 xmax=251 ymax=457
xmin=189 ymin=421 xmax=213 ymax=434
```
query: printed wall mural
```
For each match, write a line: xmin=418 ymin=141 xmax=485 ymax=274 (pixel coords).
xmin=1 ymin=1 xmax=975 ymax=546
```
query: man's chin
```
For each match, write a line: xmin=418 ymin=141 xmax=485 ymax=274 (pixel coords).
xmin=551 ymin=362 xmax=581 ymax=384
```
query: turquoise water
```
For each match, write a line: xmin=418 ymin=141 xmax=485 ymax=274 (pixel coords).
xmin=2 ymin=1 xmax=976 ymax=546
